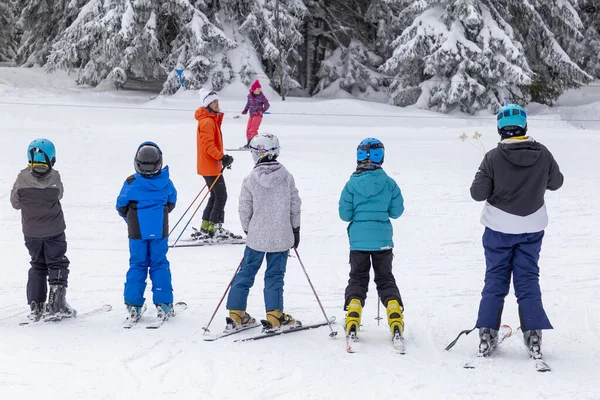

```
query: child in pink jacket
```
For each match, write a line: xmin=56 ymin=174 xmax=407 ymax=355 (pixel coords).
xmin=242 ymin=80 xmax=270 ymax=147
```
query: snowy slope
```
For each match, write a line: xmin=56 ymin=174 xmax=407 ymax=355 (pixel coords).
xmin=1 ymin=68 xmax=599 ymax=400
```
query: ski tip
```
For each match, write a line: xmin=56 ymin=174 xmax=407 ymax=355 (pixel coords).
xmin=102 ymin=304 xmax=113 ymax=312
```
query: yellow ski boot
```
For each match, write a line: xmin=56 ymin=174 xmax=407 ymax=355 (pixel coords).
xmin=345 ymin=298 xmax=362 ymax=335
xmin=386 ymin=300 xmax=404 ymax=336
xmin=264 ymin=310 xmax=299 ymax=331
xmin=227 ymin=310 xmax=255 ymax=329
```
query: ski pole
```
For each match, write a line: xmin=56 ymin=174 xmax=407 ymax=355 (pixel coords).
xmin=376 ymin=296 xmax=383 ymax=326
xmin=293 ymin=247 xmax=337 ymax=337
xmin=170 ymin=169 xmax=224 ymax=248
xmin=202 ymin=256 xmax=244 ymax=334
xmin=168 ymin=184 xmax=208 ymax=237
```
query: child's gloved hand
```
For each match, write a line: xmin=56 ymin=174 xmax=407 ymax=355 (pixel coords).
xmin=293 ymin=226 xmax=300 ymax=249
xmin=241 ymin=110 xmax=248 ymax=115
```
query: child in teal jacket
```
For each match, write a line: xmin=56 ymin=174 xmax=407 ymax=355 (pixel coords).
xmin=338 ymin=138 xmax=405 ymax=340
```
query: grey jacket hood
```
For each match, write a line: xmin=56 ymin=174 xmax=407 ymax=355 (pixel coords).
xmin=251 ymin=162 xmax=287 ymax=188
xmin=497 ymin=137 xmax=542 ymax=167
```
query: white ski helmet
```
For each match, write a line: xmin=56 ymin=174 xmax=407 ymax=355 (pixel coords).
xmin=249 ymin=133 xmax=280 ymax=164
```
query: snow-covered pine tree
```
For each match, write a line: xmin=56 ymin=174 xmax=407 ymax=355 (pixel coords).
xmin=314 ymin=39 xmax=388 ymax=98
xmin=575 ymin=0 xmax=600 ymax=78
xmin=505 ymin=0 xmax=592 ymax=104
xmin=159 ymin=0 xmax=236 ymax=94
xmin=0 ymin=0 xmax=17 ymax=62
xmin=219 ymin=0 xmax=254 ymax=24
xmin=17 ymin=0 xmax=86 ymax=66
xmin=46 ymin=0 xmax=148 ymax=87
xmin=365 ymin=0 xmax=404 ymax=59
xmin=381 ymin=0 xmax=532 ymax=113
xmin=306 ymin=0 xmax=387 ymax=97
xmin=241 ymin=0 xmax=306 ymax=99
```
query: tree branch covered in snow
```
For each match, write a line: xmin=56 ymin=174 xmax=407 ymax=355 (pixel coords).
xmin=0 ymin=0 xmax=17 ymax=62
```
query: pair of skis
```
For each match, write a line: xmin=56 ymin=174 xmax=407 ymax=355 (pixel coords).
xmin=345 ymin=326 xmax=406 ymax=354
xmin=19 ymin=304 xmax=113 ymax=326
xmin=123 ymin=302 xmax=187 ymax=329
xmin=203 ymin=316 xmax=336 ymax=342
xmin=461 ymin=325 xmax=551 ymax=372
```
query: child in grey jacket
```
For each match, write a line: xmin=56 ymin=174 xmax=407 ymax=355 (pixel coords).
xmin=225 ymin=133 xmax=302 ymax=331
xmin=10 ymin=138 xmax=75 ymax=322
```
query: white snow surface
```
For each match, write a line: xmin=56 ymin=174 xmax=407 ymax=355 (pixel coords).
xmin=1 ymin=67 xmax=600 ymax=399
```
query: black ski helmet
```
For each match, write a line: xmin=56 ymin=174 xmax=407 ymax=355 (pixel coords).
xmin=134 ymin=142 xmax=163 ymax=177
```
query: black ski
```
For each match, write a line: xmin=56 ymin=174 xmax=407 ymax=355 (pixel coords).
xmin=203 ymin=321 xmax=262 ymax=341
xmin=234 ymin=317 xmax=336 ymax=342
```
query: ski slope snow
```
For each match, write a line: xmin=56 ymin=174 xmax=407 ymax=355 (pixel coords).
xmin=1 ymin=68 xmax=599 ymax=400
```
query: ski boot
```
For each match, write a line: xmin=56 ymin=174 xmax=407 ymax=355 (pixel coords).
xmin=386 ymin=299 xmax=404 ymax=336
xmin=125 ymin=304 xmax=144 ymax=323
xmin=262 ymin=310 xmax=300 ymax=332
xmin=45 ymin=284 xmax=76 ymax=321
xmin=478 ymin=328 xmax=499 ymax=357
xmin=212 ymin=223 xmax=243 ymax=240
xmin=345 ymin=298 xmax=362 ymax=336
xmin=226 ymin=310 xmax=256 ymax=330
xmin=27 ymin=301 xmax=45 ymax=322
xmin=191 ymin=220 xmax=212 ymax=241
xmin=386 ymin=299 xmax=405 ymax=352
xmin=524 ymin=329 xmax=543 ymax=359
xmin=156 ymin=303 xmax=175 ymax=320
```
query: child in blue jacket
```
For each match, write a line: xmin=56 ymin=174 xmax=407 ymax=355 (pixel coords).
xmin=338 ymin=138 xmax=405 ymax=339
xmin=116 ymin=142 xmax=177 ymax=322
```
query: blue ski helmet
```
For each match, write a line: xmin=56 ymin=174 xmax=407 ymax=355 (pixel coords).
xmin=27 ymin=138 xmax=56 ymax=167
xmin=356 ymin=138 xmax=385 ymax=164
xmin=497 ymin=104 xmax=527 ymax=130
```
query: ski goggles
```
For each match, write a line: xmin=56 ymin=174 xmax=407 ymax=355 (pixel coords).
xmin=497 ymin=108 xmax=527 ymax=121
xmin=357 ymin=142 xmax=385 ymax=151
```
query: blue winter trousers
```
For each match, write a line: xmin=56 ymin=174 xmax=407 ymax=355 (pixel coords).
xmin=476 ymin=228 xmax=553 ymax=331
xmin=124 ymin=238 xmax=173 ymax=306
xmin=226 ymin=247 xmax=289 ymax=312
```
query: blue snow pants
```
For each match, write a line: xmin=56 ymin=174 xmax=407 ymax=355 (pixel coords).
xmin=124 ymin=238 xmax=173 ymax=306
xmin=476 ymin=228 xmax=553 ymax=331
xmin=226 ymin=246 xmax=289 ymax=312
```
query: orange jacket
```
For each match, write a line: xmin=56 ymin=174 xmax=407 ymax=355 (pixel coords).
xmin=195 ymin=107 xmax=225 ymax=176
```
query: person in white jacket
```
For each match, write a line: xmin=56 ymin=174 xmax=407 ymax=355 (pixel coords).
xmin=225 ymin=133 xmax=302 ymax=331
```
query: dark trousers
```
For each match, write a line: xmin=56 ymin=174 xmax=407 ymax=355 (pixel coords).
xmin=344 ymin=249 xmax=403 ymax=309
xmin=202 ymin=175 xmax=227 ymax=224
xmin=476 ymin=228 xmax=552 ymax=331
xmin=24 ymin=232 xmax=70 ymax=304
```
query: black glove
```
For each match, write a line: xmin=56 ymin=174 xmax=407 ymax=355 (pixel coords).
xmin=293 ymin=227 xmax=300 ymax=249
xmin=221 ymin=154 xmax=234 ymax=168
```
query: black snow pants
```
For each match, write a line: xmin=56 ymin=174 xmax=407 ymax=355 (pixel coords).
xmin=202 ymin=175 xmax=227 ymax=224
xmin=344 ymin=249 xmax=403 ymax=309
xmin=24 ymin=232 xmax=70 ymax=304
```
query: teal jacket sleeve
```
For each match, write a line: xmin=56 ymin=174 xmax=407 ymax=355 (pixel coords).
xmin=338 ymin=182 xmax=354 ymax=222
xmin=389 ymin=180 xmax=404 ymax=219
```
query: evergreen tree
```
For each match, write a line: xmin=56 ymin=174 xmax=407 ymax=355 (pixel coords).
xmin=305 ymin=0 xmax=384 ymax=97
xmin=505 ymin=0 xmax=592 ymax=104
xmin=159 ymin=0 xmax=236 ymax=94
xmin=381 ymin=0 xmax=532 ymax=113
xmin=314 ymin=38 xmax=387 ymax=98
xmin=0 ymin=0 xmax=17 ymax=62
xmin=575 ymin=0 xmax=600 ymax=78
xmin=46 ymin=0 xmax=149 ymax=87
xmin=17 ymin=0 xmax=86 ymax=66
xmin=241 ymin=0 xmax=306 ymax=98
